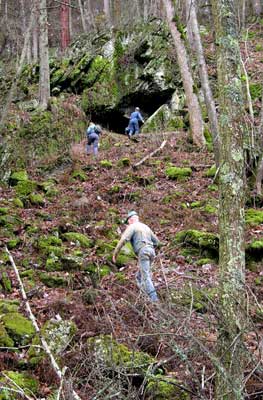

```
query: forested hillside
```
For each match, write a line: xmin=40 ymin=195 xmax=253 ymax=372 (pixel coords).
xmin=0 ymin=1 xmax=262 ymax=399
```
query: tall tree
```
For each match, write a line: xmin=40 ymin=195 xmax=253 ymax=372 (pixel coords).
xmin=39 ymin=0 xmax=50 ymax=110
xmin=60 ymin=0 xmax=70 ymax=50
xmin=104 ymin=0 xmax=111 ymax=25
xmin=211 ymin=0 xmax=247 ymax=398
xmin=251 ymin=0 xmax=262 ymax=16
xmin=78 ymin=0 xmax=87 ymax=32
xmin=185 ymin=0 xmax=220 ymax=166
xmin=32 ymin=0 xmax=39 ymax=63
xmin=162 ymin=0 xmax=205 ymax=147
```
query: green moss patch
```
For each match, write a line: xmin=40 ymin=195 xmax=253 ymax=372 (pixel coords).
xmin=39 ymin=273 xmax=67 ymax=288
xmin=170 ymin=286 xmax=217 ymax=313
xmin=28 ymin=319 xmax=77 ymax=365
xmin=0 ymin=371 xmax=39 ymax=399
xmin=100 ymin=159 xmax=113 ymax=169
xmin=175 ymin=229 xmax=219 ymax=259
xmin=9 ymin=170 xmax=29 ymax=186
xmin=0 ymin=323 xmax=14 ymax=347
xmin=62 ymin=232 xmax=93 ymax=248
xmin=205 ymin=165 xmax=216 ymax=178
xmin=165 ymin=166 xmax=192 ymax=180
xmin=246 ymin=239 xmax=263 ymax=265
xmin=145 ymin=375 xmax=190 ymax=400
xmin=2 ymin=313 xmax=35 ymax=345
xmin=87 ymin=335 xmax=155 ymax=376
xmin=245 ymin=209 xmax=263 ymax=226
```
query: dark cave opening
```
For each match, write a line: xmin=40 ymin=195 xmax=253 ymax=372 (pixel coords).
xmin=89 ymin=89 xmax=174 ymax=134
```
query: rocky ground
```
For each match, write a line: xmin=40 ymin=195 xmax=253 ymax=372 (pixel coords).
xmin=0 ymin=129 xmax=262 ymax=399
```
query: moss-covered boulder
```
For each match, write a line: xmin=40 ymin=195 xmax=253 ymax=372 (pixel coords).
xmin=1 ymin=102 xmax=85 ymax=182
xmin=145 ymin=375 xmax=190 ymax=400
xmin=0 ymin=300 xmax=19 ymax=314
xmin=39 ymin=272 xmax=67 ymax=288
xmin=1 ymin=312 xmax=35 ymax=345
xmin=100 ymin=159 xmax=113 ymax=169
xmin=165 ymin=166 xmax=192 ymax=180
xmin=142 ymin=91 xmax=186 ymax=133
xmin=245 ymin=209 xmax=263 ymax=226
xmin=14 ymin=180 xmax=38 ymax=197
xmin=37 ymin=234 xmax=63 ymax=255
xmin=60 ymin=255 xmax=83 ymax=270
xmin=8 ymin=170 xmax=29 ymax=186
xmin=0 ymin=323 xmax=14 ymax=347
xmin=117 ymin=157 xmax=130 ymax=167
xmin=13 ymin=197 xmax=24 ymax=208
xmin=170 ymin=286 xmax=217 ymax=313
xmin=71 ymin=169 xmax=87 ymax=182
xmin=96 ymin=239 xmax=136 ymax=267
xmin=205 ymin=164 xmax=217 ymax=178
xmin=28 ymin=193 xmax=45 ymax=205
xmin=246 ymin=239 xmax=263 ymax=265
xmin=28 ymin=319 xmax=77 ymax=365
xmin=62 ymin=232 xmax=93 ymax=248
xmin=0 ymin=271 xmax=12 ymax=292
xmin=0 ymin=371 xmax=39 ymax=400
xmin=87 ymin=335 xmax=155 ymax=376
xmin=174 ymin=229 xmax=219 ymax=259
xmin=0 ymin=207 xmax=8 ymax=215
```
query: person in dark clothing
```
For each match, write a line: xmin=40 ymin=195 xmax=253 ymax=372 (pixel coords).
xmin=125 ymin=107 xmax=145 ymax=138
xmin=86 ymin=122 xmax=101 ymax=157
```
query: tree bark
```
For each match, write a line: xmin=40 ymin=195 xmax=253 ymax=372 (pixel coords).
xmin=0 ymin=3 xmax=35 ymax=131
xmin=78 ymin=0 xmax=87 ymax=33
xmin=251 ymin=0 xmax=262 ymax=16
xmin=104 ymin=0 xmax=111 ymax=25
xmin=186 ymin=0 xmax=220 ymax=166
xmin=211 ymin=0 xmax=246 ymax=399
xmin=60 ymin=1 xmax=70 ymax=50
xmin=162 ymin=0 xmax=205 ymax=148
xmin=39 ymin=0 xmax=50 ymax=110
xmin=32 ymin=0 xmax=39 ymax=63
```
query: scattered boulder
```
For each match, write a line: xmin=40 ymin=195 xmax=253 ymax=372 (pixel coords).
xmin=28 ymin=318 xmax=77 ymax=366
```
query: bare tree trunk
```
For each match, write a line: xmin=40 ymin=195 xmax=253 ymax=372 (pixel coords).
xmin=211 ymin=0 xmax=246 ymax=398
xmin=104 ymin=0 xmax=111 ymax=25
xmin=162 ymin=0 xmax=205 ymax=147
xmin=39 ymin=0 xmax=50 ymax=110
xmin=78 ymin=0 xmax=87 ymax=32
xmin=251 ymin=0 xmax=262 ymax=16
xmin=19 ymin=0 xmax=31 ymax=62
xmin=32 ymin=0 xmax=39 ymax=62
xmin=0 ymin=5 xmax=35 ymax=131
xmin=60 ymin=1 xmax=70 ymax=50
xmin=186 ymin=0 xmax=220 ymax=166
xmin=86 ymin=0 xmax=96 ymax=30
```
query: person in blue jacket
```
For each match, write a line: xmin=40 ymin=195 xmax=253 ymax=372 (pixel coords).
xmin=86 ymin=122 xmax=102 ymax=157
xmin=125 ymin=107 xmax=145 ymax=138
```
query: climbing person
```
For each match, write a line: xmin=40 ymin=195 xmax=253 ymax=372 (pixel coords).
xmin=112 ymin=210 xmax=160 ymax=302
xmin=86 ymin=122 xmax=102 ymax=157
xmin=125 ymin=107 xmax=145 ymax=138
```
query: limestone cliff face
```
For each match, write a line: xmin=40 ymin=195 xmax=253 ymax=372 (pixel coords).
xmin=0 ymin=19 xmax=183 ymax=179
xmin=50 ymin=19 xmax=181 ymax=131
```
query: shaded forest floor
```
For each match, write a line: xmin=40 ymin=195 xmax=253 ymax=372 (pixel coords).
xmin=0 ymin=129 xmax=262 ymax=399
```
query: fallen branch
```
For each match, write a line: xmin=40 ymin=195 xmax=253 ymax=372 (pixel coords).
xmin=132 ymin=140 xmax=167 ymax=169
xmin=5 ymin=246 xmax=82 ymax=400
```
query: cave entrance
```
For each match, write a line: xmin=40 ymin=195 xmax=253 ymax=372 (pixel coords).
xmin=89 ymin=90 xmax=174 ymax=134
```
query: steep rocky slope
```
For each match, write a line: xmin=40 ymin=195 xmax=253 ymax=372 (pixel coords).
xmin=0 ymin=129 xmax=262 ymax=399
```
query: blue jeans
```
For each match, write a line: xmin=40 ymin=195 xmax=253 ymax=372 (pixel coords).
xmin=127 ymin=118 xmax=139 ymax=136
xmin=136 ymin=246 xmax=158 ymax=302
xmin=86 ymin=133 xmax=99 ymax=156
